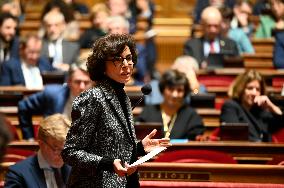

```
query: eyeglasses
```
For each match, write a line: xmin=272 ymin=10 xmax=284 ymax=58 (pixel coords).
xmin=42 ymin=140 xmax=63 ymax=154
xmin=107 ymin=54 xmax=134 ymax=67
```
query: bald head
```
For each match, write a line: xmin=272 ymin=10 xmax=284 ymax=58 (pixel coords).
xmin=201 ymin=6 xmax=222 ymax=40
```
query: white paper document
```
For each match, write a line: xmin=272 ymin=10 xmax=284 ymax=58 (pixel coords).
xmin=129 ymin=147 xmax=167 ymax=167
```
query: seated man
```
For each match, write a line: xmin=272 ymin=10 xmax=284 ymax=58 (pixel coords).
xmin=184 ymin=6 xmax=239 ymax=69
xmin=0 ymin=12 xmax=19 ymax=64
xmin=41 ymin=11 xmax=80 ymax=72
xmin=0 ymin=34 xmax=55 ymax=88
xmin=5 ymin=114 xmax=71 ymax=187
xmin=18 ymin=62 xmax=92 ymax=140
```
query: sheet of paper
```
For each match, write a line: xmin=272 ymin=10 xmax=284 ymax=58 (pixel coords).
xmin=128 ymin=147 xmax=167 ymax=167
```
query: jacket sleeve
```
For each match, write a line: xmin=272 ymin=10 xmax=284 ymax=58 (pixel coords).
xmin=61 ymin=93 xmax=106 ymax=171
xmin=4 ymin=168 xmax=26 ymax=188
xmin=220 ymin=100 xmax=241 ymax=123
xmin=0 ymin=62 xmax=12 ymax=86
xmin=18 ymin=91 xmax=47 ymax=139
xmin=186 ymin=110 xmax=205 ymax=140
xmin=273 ymin=32 xmax=284 ymax=69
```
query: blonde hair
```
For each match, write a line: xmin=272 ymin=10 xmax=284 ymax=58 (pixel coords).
xmin=172 ymin=55 xmax=199 ymax=72
xmin=90 ymin=3 xmax=110 ymax=20
xmin=38 ymin=114 xmax=71 ymax=142
xmin=228 ymin=69 xmax=266 ymax=100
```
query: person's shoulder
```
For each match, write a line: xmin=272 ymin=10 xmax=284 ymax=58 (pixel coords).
xmin=8 ymin=155 xmax=36 ymax=171
xmin=223 ymin=99 xmax=240 ymax=108
xmin=73 ymin=86 xmax=101 ymax=104
xmin=44 ymin=84 xmax=67 ymax=93
xmin=185 ymin=37 xmax=202 ymax=44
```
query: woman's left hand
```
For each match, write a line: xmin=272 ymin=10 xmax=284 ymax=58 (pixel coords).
xmin=141 ymin=129 xmax=171 ymax=153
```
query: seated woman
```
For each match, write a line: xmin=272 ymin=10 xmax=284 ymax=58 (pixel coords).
xmin=136 ymin=69 xmax=205 ymax=141
xmin=220 ymin=69 xmax=284 ymax=142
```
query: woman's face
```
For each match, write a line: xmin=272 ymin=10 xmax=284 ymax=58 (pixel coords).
xmin=163 ymin=85 xmax=185 ymax=108
xmin=105 ymin=45 xmax=134 ymax=84
xmin=241 ymin=80 xmax=261 ymax=108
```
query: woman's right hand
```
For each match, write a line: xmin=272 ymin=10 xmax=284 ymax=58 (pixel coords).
xmin=113 ymin=159 xmax=127 ymax=177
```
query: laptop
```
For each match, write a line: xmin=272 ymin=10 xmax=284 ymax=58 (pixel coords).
xmin=190 ymin=93 xmax=216 ymax=108
xmin=220 ymin=122 xmax=249 ymax=141
xmin=206 ymin=53 xmax=225 ymax=70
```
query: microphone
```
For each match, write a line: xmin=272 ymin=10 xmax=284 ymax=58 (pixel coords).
xmin=132 ymin=84 xmax=152 ymax=110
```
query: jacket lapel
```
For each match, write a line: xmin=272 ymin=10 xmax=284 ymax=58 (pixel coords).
xmin=99 ymin=80 xmax=135 ymax=143
xmin=31 ymin=156 xmax=47 ymax=188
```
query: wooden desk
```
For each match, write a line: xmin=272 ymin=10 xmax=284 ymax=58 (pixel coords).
xmin=138 ymin=162 xmax=284 ymax=184
xmin=7 ymin=141 xmax=284 ymax=164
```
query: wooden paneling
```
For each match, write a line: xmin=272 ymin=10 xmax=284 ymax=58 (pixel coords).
xmin=153 ymin=0 xmax=196 ymax=17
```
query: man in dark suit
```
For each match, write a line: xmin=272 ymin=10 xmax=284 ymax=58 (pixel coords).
xmin=5 ymin=114 xmax=72 ymax=188
xmin=0 ymin=34 xmax=55 ymax=88
xmin=0 ymin=12 xmax=19 ymax=65
xmin=40 ymin=11 xmax=79 ymax=72
xmin=18 ymin=63 xmax=92 ymax=140
xmin=184 ymin=6 xmax=239 ymax=69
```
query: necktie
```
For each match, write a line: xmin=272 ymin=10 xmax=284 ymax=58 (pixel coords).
xmin=210 ymin=41 xmax=215 ymax=53
xmin=53 ymin=168 xmax=65 ymax=188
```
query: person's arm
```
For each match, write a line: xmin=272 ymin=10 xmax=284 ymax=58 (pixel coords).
xmin=220 ymin=100 xmax=241 ymax=123
xmin=239 ymin=30 xmax=255 ymax=53
xmin=186 ymin=109 xmax=205 ymax=140
xmin=0 ymin=62 xmax=13 ymax=86
xmin=18 ymin=91 xmax=46 ymax=140
xmin=4 ymin=168 xmax=26 ymax=188
xmin=273 ymin=32 xmax=284 ymax=69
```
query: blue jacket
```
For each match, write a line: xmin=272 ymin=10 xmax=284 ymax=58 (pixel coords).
xmin=18 ymin=84 xmax=70 ymax=139
xmin=5 ymin=155 xmax=71 ymax=188
xmin=0 ymin=57 xmax=54 ymax=86
xmin=273 ymin=31 xmax=284 ymax=69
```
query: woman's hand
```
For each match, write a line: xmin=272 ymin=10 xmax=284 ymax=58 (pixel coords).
xmin=254 ymin=95 xmax=283 ymax=115
xmin=113 ymin=159 xmax=127 ymax=177
xmin=125 ymin=162 xmax=137 ymax=176
xmin=142 ymin=129 xmax=171 ymax=153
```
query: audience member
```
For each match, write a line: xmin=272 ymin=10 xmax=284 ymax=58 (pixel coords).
xmin=107 ymin=15 xmax=148 ymax=85
xmin=231 ymin=0 xmax=254 ymax=37
xmin=0 ymin=34 xmax=54 ymax=88
xmin=79 ymin=3 xmax=109 ymax=49
xmin=220 ymin=7 xmax=255 ymax=54
xmin=145 ymin=55 xmax=206 ymax=105
xmin=137 ymin=69 xmax=205 ymax=141
xmin=5 ymin=114 xmax=71 ymax=187
xmin=0 ymin=0 xmax=24 ymax=22
xmin=184 ymin=6 xmax=239 ymax=69
xmin=41 ymin=11 xmax=79 ymax=72
xmin=193 ymin=0 xmax=235 ymax=24
xmin=255 ymin=0 xmax=284 ymax=38
xmin=18 ymin=62 xmax=92 ymax=140
xmin=63 ymin=0 xmax=89 ymax=15
xmin=0 ymin=113 xmax=12 ymax=162
xmin=273 ymin=30 xmax=284 ymax=68
xmin=220 ymin=69 xmax=284 ymax=142
xmin=40 ymin=0 xmax=79 ymax=41
xmin=0 ymin=12 xmax=18 ymax=64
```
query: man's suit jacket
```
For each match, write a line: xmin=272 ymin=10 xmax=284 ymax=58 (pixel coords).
xmin=18 ymin=84 xmax=70 ymax=139
xmin=62 ymin=79 xmax=145 ymax=188
xmin=136 ymin=104 xmax=205 ymax=140
xmin=5 ymin=155 xmax=71 ymax=188
xmin=273 ymin=31 xmax=284 ymax=69
xmin=0 ymin=57 xmax=54 ymax=86
xmin=220 ymin=99 xmax=284 ymax=142
xmin=0 ymin=37 xmax=20 ymax=64
xmin=183 ymin=36 xmax=239 ymax=66
xmin=41 ymin=39 xmax=80 ymax=65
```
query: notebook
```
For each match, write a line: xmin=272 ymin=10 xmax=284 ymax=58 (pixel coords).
xmin=220 ymin=122 xmax=249 ymax=141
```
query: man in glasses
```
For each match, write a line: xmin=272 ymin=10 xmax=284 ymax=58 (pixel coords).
xmin=5 ymin=113 xmax=71 ymax=188
xmin=18 ymin=60 xmax=93 ymax=140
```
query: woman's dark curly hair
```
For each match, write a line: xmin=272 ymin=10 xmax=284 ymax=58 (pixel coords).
xmin=159 ymin=69 xmax=190 ymax=99
xmin=87 ymin=33 xmax=137 ymax=81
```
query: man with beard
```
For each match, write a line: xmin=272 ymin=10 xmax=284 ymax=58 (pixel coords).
xmin=0 ymin=12 xmax=18 ymax=65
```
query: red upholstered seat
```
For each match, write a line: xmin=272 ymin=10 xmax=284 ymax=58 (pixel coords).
xmin=154 ymin=149 xmax=237 ymax=164
xmin=3 ymin=148 xmax=35 ymax=163
xmin=272 ymin=127 xmax=284 ymax=143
